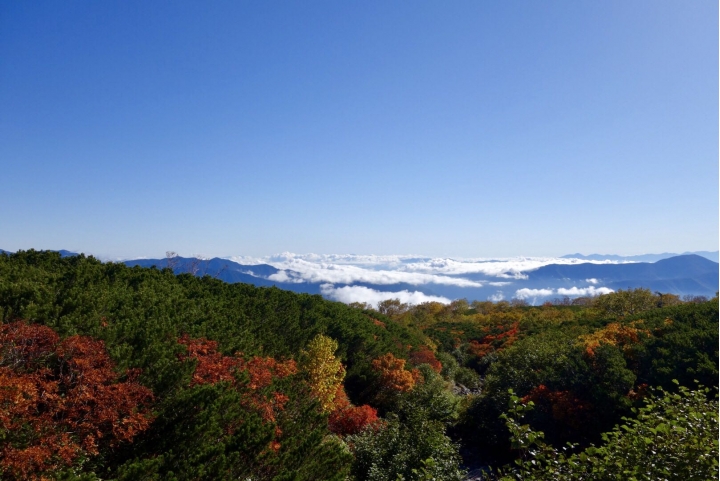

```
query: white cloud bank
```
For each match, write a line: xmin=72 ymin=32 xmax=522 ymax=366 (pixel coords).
xmin=263 ymin=258 xmax=483 ymax=287
xmin=228 ymin=252 xmax=624 ymax=305
xmin=228 ymin=253 xmax=632 ymax=287
xmin=514 ymin=286 xmax=614 ymax=300
xmin=515 ymin=288 xmax=555 ymax=300
xmin=489 ymin=291 xmax=505 ymax=302
xmin=320 ymin=284 xmax=451 ymax=308
xmin=557 ymin=286 xmax=614 ymax=297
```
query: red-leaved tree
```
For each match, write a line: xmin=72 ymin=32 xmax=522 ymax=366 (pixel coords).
xmin=408 ymin=346 xmax=442 ymax=373
xmin=328 ymin=385 xmax=380 ymax=436
xmin=177 ymin=335 xmax=297 ymax=447
xmin=521 ymin=384 xmax=592 ymax=431
xmin=0 ymin=321 xmax=154 ymax=480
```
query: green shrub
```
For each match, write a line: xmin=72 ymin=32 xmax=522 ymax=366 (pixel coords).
xmin=500 ymin=382 xmax=719 ymax=480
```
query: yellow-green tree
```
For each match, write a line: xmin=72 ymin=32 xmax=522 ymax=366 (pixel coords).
xmin=299 ymin=334 xmax=345 ymax=413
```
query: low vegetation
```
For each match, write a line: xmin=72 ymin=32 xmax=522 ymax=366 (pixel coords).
xmin=0 ymin=250 xmax=717 ymax=480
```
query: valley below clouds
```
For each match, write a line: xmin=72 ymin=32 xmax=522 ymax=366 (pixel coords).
xmin=227 ymin=253 xmax=648 ymax=306
xmin=118 ymin=251 xmax=718 ymax=307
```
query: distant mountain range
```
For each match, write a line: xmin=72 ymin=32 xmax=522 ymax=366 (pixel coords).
xmin=2 ymin=249 xmax=718 ymax=304
xmin=117 ymin=253 xmax=720 ymax=303
xmin=528 ymin=255 xmax=718 ymax=297
xmin=561 ymin=251 xmax=719 ymax=263
xmin=123 ymin=256 xmax=319 ymax=295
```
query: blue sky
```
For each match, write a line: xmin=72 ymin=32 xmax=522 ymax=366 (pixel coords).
xmin=1 ymin=1 xmax=717 ymax=259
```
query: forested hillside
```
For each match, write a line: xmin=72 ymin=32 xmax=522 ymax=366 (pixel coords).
xmin=0 ymin=251 xmax=717 ymax=480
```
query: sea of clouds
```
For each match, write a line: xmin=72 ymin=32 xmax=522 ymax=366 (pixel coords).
xmin=227 ymin=253 xmax=625 ymax=307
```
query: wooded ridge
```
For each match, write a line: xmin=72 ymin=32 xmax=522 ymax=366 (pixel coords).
xmin=0 ymin=250 xmax=717 ymax=480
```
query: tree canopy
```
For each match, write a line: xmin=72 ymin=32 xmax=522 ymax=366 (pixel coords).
xmin=0 ymin=250 xmax=717 ymax=479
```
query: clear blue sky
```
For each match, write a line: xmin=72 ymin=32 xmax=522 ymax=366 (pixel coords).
xmin=1 ymin=1 xmax=717 ymax=259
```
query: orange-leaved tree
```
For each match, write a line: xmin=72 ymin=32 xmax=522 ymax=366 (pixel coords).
xmin=0 ymin=321 xmax=154 ymax=481
xmin=372 ymin=352 xmax=420 ymax=394
xmin=467 ymin=322 xmax=520 ymax=362
xmin=578 ymin=322 xmax=648 ymax=358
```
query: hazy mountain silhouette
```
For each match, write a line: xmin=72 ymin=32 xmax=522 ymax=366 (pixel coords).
xmin=561 ymin=251 xmax=719 ymax=263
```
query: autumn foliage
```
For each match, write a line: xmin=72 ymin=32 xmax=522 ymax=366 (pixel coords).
xmin=408 ymin=346 xmax=442 ymax=373
xmin=297 ymin=335 xmax=380 ymax=436
xmin=521 ymin=384 xmax=592 ymax=430
xmin=467 ymin=322 xmax=519 ymax=360
xmin=578 ymin=322 xmax=647 ymax=357
xmin=0 ymin=252 xmax=715 ymax=480
xmin=328 ymin=385 xmax=380 ymax=436
xmin=178 ymin=334 xmax=242 ymax=385
xmin=178 ymin=335 xmax=297 ymax=425
xmin=372 ymin=353 xmax=420 ymax=393
xmin=180 ymin=333 xmax=381 ymax=441
xmin=298 ymin=334 xmax=345 ymax=413
xmin=0 ymin=321 xmax=154 ymax=480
